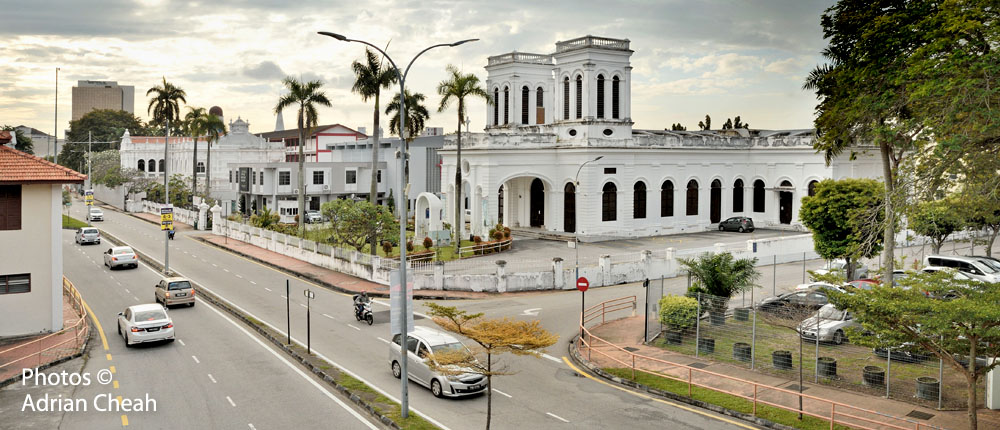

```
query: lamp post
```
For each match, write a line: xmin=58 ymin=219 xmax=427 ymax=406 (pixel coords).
xmin=319 ymin=31 xmax=477 ymax=419
xmin=573 ymin=156 xmax=603 ymax=287
xmin=53 ymin=67 xmax=59 ymax=163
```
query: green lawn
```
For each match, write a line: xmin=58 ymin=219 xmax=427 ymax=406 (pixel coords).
xmin=62 ymin=215 xmax=87 ymax=229
xmin=604 ymin=368 xmax=851 ymax=430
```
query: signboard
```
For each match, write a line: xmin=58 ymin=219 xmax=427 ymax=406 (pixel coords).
xmin=576 ymin=276 xmax=589 ymax=292
xmin=389 ymin=270 xmax=414 ymax=335
xmin=85 ymin=190 xmax=94 ymax=206
xmin=160 ymin=205 xmax=174 ymax=231
xmin=238 ymin=167 xmax=251 ymax=193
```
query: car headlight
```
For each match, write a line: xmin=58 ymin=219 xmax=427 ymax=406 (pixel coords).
xmin=446 ymin=375 xmax=462 ymax=382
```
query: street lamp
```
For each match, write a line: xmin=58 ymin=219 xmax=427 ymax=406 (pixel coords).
xmin=319 ymin=31 xmax=477 ymax=419
xmin=573 ymin=156 xmax=603 ymax=286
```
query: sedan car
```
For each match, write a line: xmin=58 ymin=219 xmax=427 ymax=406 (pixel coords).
xmin=117 ymin=304 xmax=174 ymax=347
xmin=717 ymin=216 xmax=754 ymax=233
xmin=87 ymin=207 xmax=104 ymax=222
xmin=154 ymin=277 xmax=195 ymax=307
xmin=304 ymin=210 xmax=325 ymax=224
xmin=74 ymin=227 xmax=101 ymax=245
xmin=389 ymin=326 xmax=486 ymax=398
xmin=796 ymin=304 xmax=858 ymax=344
xmin=812 ymin=259 xmax=869 ymax=280
xmin=758 ymin=290 xmax=830 ymax=315
xmin=103 ymin=246 xmax=138 ymax=269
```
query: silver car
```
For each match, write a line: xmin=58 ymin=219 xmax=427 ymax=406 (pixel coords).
xmin=74 ymin=227 xmax=101 ymax=245
xmin=104 ymin=246 xmax=138 ymax=269
xmin=796 ymin=304 xmax=858 ymax=345
xmin=117 ymin=304 xmax=175 ymax=347
xmin=389 ymin=326 xmax=487 ymax=398
xmin=87 ymin=207 xmax=104 ymax=222
xmin=155 ymin=277 xmax=195 ymax=307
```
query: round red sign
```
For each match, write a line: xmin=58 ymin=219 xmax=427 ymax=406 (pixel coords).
xmin=576 ymin=277 xmax=589 ymax=292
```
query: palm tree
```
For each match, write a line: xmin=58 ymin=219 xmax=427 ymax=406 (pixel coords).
xmin=437 ymin=65 xmax=490 ymax=252
xmin=199 ymin=112 xmax=226 ymax=197
xmin=275 ymin=77 xmax=331 ymax=234
xmin=351 ymin=48 xmax=396 ymax=254
xmin=146 ymin=77 xmax=186 ymax=205
xmin=679 ymin=252 xmax=760 ymax=322
xmin=182 ymin=107 xmax=206 ymax=193
xmin=385 ymin=89 xmax=430 ymax=188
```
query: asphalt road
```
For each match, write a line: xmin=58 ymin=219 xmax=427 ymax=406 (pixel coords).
xmin=0 ymin=228 xmax=380 ymax=430
xmin=64 ymin=201 xmax=761 ymax=430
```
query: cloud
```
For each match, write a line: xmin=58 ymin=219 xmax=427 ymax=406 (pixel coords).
xmin=242 ymin=61 xmax=286 ymax=81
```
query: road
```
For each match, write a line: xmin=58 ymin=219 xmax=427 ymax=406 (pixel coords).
xmin=0 ymin=228 xmax=379 ymax=430
xmin=64 ymin=201 xmax=759 ymax=430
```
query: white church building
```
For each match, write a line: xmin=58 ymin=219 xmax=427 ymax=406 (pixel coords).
xmin=438 ymin=35 xmax=882 ymax=242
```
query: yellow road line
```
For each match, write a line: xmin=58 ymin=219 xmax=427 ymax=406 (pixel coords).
xmin=109 ymin=365 xmax=116 ymax=374
xmin=113 ymin=380 xmax=119 ymax=389
xmin=121 ymin=414 xmax=128 ymax=426
xmin=80 ymin=290 xmax=110 ymax=351
xmin=106 ymin=353 xmax=112 ymax=361
xmin=561 ymin=356 xmax=757 ymax=430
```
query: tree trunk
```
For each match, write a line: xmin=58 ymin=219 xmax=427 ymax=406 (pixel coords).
xmin=454 ymin=100 xmax=464 ymax=254
xmin=879 ymin=141 xmax=896 ymax=285
xmin=486 ymin=353 xmax=492 ymax=430
xmin=369 ymin=94 xmax=380 ymax=255
xmin=966 ymin=339 xmax=978 ymax=430
xmin=298 ymin=108 xmax=305 ymax=235
xmin=932 ymin=239 xmax=943 ymax=255
xmin=846 ymin=256 xmax=855 ymax=282
xmin=987 ymin=227 xmax=999 ymax=257
xmin=204 ymin=140 xmax=211 ymax=198
xmin=192 ymin=137 xmax=198 ymax=197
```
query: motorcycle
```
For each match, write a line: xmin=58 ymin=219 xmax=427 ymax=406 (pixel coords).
xmin=354 ymin=300 xmax=374 ymax=326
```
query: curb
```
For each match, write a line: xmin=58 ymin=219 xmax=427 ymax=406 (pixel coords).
xmin=96 ymin=228 xmax=401 ymax=430
xmin=0 ymin=320 xmax=93 ymax=388
xmin=567 ymin=333 xmax=798 ymax=430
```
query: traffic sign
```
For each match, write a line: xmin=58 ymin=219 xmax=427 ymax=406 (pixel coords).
xmin=160 ymin=205 xmax=174 ymax=230
xmin=303 ymin=289 xmax=315 ymax=299
xmin=576 ymin=277 xmax=589 ymax=292
xmin=85 ymin=192 xmax=94 ymax=206
xmin=160 ymin=221 xmax=174 ymax=231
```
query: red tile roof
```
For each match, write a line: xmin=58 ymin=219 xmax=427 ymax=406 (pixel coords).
xmin=0 ymin=145 xmax=86 ymax=184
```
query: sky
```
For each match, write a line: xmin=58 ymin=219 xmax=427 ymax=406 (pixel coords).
xmin=1 ymin=0 xmax=835 ymax=142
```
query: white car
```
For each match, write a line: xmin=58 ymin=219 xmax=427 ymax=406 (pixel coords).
xmin=812 ymin=259 xmax=868 ymax=280
xmin=794 ymin=282 xmax=844 ymax=293
xmin=117 ymin=304 xmax=174 ymax=347
xmin=389 ymin=326 xmax=487 ymax=398
xmin=87 ymin=207 xmax=104 ymax=222
xmin=104 ymin=246 xmax=138 ymax=270
xmin=796 ymin=304 xmax=858 ymax=345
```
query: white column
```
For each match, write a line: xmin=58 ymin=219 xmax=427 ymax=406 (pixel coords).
xmin=623 ymin=66 xmax=633 ymax=121
xmin=512 ymin=80 xmax=520 ymax=126
xmin=583 ymin=63 xmax=594 ymax=120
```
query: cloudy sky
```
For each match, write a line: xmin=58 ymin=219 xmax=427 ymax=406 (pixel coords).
xmin=1 ymin=0 xmax=834 ymax=142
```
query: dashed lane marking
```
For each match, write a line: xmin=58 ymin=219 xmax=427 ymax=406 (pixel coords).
xmin=191 ymin=355 xmax=200 ymax=364
xmin=546 ymin=412 xmax=569 ymax=423
xmin=322 ymin=313 xmax=334 ymax=320
xmin=208 ymin=374 xmax=217 ymax=384
xmin=347 ymin=324 xmax=361 ymax=331
xmin=226 ymin=396 xmax=236 ymax=407
xmin=177 ymin=339 xmax=185 ymax=346
xmin=492 ymin=388 xmax=512 ymax=398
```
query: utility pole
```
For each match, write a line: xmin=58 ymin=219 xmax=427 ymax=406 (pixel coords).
xmin=53 ymin=67 xmax=59 ymax=163
xmin=164 ymin=119 xmax=170 ymax=275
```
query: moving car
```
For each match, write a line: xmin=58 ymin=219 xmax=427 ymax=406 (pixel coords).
xmin=717 ymin=216 xmax=754 ymax=233
xmin=154 ymin=277 xmax=195 ymax=307
xmin=104 ymin=246 xmax=138 ymax=269
xmin=389 ymin=326 xmax=487 ymax=398
xmin=87 ymin=207 xmax=104 ymax=222
xmin=796 ymin=304 xmax=858 ymax=345
xmin=117 ymin=304 xmax=174 ymax=347
xmin=923 ymin=255 xmax=999 ymax=283
xmin=74 ymin=227 xmax=101 ymax=245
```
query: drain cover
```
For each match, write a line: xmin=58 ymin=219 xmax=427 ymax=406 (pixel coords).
xmin=906 ymin=410 xmax=934 ymax=420
xmin=786 ymin=384 xmax=808 ymax=392
xmin=688 ymin=362 xmax=708 ymax=369
xmin=624 ymin=347 xmax=639 ymax=352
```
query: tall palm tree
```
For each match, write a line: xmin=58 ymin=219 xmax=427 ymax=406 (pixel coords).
xmin=147 ymin=77 xmax=186 ymax=206
xmin=199 ymin=112 xmax=226 ymax=197
xmin=351 ymin=48 xmax=396 ymax=254
xmin=437 ymin=65 xmax=490 ymax=252
xmin=275 ymin=76 xmax=331 ymax=234
xmin=182 ymin=107 xmax=206 ymax=193
xmin=385 ymin=89 xmax=430 ymax=188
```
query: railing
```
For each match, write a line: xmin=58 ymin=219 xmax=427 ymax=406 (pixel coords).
xmin=577 ymin=296 xmax=942 ymax=430
xmin=487 ymin=52 xmax=554 ymax=66
xmin=458 ymin=238 xmax=513 ymax=256
xmin=0 ymin=277 xmax=90 ymax=380
xmin=556 ymin=35 xmax=630 ymax=52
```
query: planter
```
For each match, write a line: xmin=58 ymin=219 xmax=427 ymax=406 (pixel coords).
xmin=697 ymin=337 xmax=715 ymax=355
xmin=665 ymin=329 xmax=683 ymax=345
xmin=734 ymin=307 xmax=750 ymax=321
xmin=708 ymin=310 xmax=726 ymax=325
xmin=817 ymin=357 xmax=837 ymax=378
xmin=862 ymin=365 xmax=885 ymax=388
xmin=916 ymin=377 xmax=940 ymax=401
xmin=733 ymin=342 xmax=752 ymax=362
xmin=773 ymin=350 xmax=793 ymax=370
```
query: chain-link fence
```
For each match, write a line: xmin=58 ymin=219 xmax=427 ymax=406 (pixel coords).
xmin=646 ymin=290 xmax=984 ymax=410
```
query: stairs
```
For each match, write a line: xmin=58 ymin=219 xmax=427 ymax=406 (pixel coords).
xmin=509 ymin=227 xmax=575 ymax=242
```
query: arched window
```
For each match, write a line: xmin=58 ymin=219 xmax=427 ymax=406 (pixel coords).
xmin=733 ymin=179 xmax=744 ymax=212
xmin=197 ymin=162 xmax=205 ymax=173
xmin=661 ymin=180 xmax=674 ymax=217
xmin=158 ymin=159 xmax=165 ymax=173
xmin=137 ymin=159 xmax=145 ymax=171
xmin=612 ymin=76 xmax=621 ymax=119
xmin=503 ymin=86 xmax=509 ymax=125
xmin=753 ymin=179 xmax=765 ymax=212
xmin=521 ymin=86 xmax=529 ymax=124
xmin=148 ymin=159 xmax=156 ymax=172
xmin=633 ymin=181 xmax=646 ymax=219
xmin=493 ymin=88 xmax=499 ymax=126
xmin=602 ymin=182 xmax=617 ymax=222
xmin=596 ymin=74 xmax=605 ymax=119
xmin=536 ymin=86 xmax=544 ymax=125
xmin=575 ymin=75 xmax=583 ymax=119
xmin=808 ymin=180 xmax=819 ymax=197
xmin=563 ymin=77 xmax=570 ymax=120
xmin=686 ymin=180 xmax=698 ymax=216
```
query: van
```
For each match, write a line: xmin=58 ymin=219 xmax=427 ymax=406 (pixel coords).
xmin=922 ymin=255 xmax=999 ymax=283
xmin=388 ymin=326 xmax=487 ymax=398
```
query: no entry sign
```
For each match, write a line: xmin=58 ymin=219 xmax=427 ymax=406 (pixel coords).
xmin=576 ymin=277 xmax=589 ymax=292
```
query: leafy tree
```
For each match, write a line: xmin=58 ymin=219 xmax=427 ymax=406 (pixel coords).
xmin=799 ymin=178 xmax=885 ymax=280
xmin=830 ymin=271 xmax=1000 ymax=430
xmin=60 ymin=109 xmax=149 ymax=170
xmin=679 ymin=252 xmax=759 ymax=320
xmin=320 ymin=198 xmax=396 ymax=252
xmin=351 ymin=47 xmax=397 ymax=213
xmin=909 ymin=198 xmax=965 ymax=254
xmin=146 ymin=77 xmax=187 ymax=132
xmin=86 ymin=150 xmax=122 ymax=187
xmin=697 ymin=114 xmax=711 ymax=130
xmin=117 ymin=168 xmax=153 ymax=198
xmin=145 ymin=174 xmax=192 ymax=208
xmin=424 ymin=303 xmax=557 ymax=430
xmin=1 ymin=125 xmax=33 ymax=154
xmin=386 ymin=89 xmax=430 ymax=189
xmin=198 ymin=112 xmax=226 ymax=196
xmin=733 ymin=115 xmax=748 ymax=129
xmin=276 ymin=77 xmax=332 ymax=236
xmin=961 ymin=194 xmax=1000 ymax=258
xmin=437 ymin=64 xmax=491 ymax=254
xmin=721 ymin=118 xmax=733 ymax=130
xmin=669 ymin=123 xmax=686 ymax=131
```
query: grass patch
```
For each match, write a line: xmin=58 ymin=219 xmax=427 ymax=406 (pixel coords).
xmin=63 ymin=215 xmax=88 ymax=229
xmin=604 ymin=368 xmax=851 ymax=430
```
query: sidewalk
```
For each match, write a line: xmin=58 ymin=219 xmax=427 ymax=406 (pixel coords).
xmin=583 ymin=316 xmax=1000 ymax=430
xmin=0 ymin=293 xmax=88 ymax=383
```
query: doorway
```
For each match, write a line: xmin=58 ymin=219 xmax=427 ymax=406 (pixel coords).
xmin=530 ymin=178 xmax=544 ymax=227
xmin=710 ymin=179 xmax=721 ymax=223
xmin=564 ymin=183 xmax=576 ymax=233
xmin=779 ymin=180 xmax=793 ymax=224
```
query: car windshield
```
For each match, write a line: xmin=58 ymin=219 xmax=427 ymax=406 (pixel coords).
xmin=974 ymin=259 xmax=999 ymax=273
xmin=82 ymin=228 xmax=98 ymax=234
xmin=134 ymin=310 xmax=166 ymax=321
xmin=168 ymin=281 xmax=192 ymax=290
xmin=817 ymin=306 xmax=845 ymax=320
xmin=430 ymin=342 xmax=468 ymax=355
xmin=113 ymin=248 xmax=133 ymax=255
xmin=826 ymin=261 xmax=846 ymax=270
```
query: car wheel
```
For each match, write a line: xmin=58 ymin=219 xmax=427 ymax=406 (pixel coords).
xmin=431 ymin=379 xmax=444 ymax=398
xmin=391 ymin=361 xmax=402 ymax=379
xmin=117 ymin=323 xmax=121 ymax=335
xmin=189 ymin=302 xmax=195 ymax=307
xmin=833 ymin=330 xmax=845 ymax=345
xmin=124 ymin=332 xmax=132 ymax=348
xmin=738 ymin=226 xmax=745 ymax=233
xmin=365 ymin=313 xmax=374 ymax=326
xmin=718 ymin=225 xmax=725 ymax=231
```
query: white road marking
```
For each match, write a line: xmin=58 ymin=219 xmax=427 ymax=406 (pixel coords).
xmin=521 ymin=308 xmax=541 ymax=316
xmin=212 ymin=263 xmax=218 ymax=267
xmin=226 ymin=396 xmax=236 ymax=407
xmin=116 ymin=282 xmax=122 ymax=287
xmin=208 ymin=374 xmax=217 ymax=383
xmin=248 ymin=424 xmax=256 ymax=430
xmin=322 ymin=313 xmax=334 ymax=320
xmin=133 ymin=296 xmax=139 ymax=302
xmin=265 ymin=288 xmax=272 ymax=292
xmin=492 ymin=388 xmax=512 ymax=398
xmin=124 ymin=288 xmax=130 ymax=293
xmin=347 ymin=324 xmax=361 ymax=331
xmin=377 ymin=337 xmax=390 ymax=344
xmin=546 ymin=412 xmax=569 ymax=423
xmin=236 ymin=274 xmax=243 ymax=279
xmin=177 ymin=339 xmax=185 ymax=346
xmin=280 ymin=295 xmax=287 ymax=299
xmin=249 ymin=280 xmax=257 ymax=285
xmin=541 ymin=353 xmax=562 ymax=364
xmin=371 ymin=299 xmax=431 ymax=319
xmin=224 ymin=268 xmax=230 ymax=273
xmin=192 ymin=355 xmax=200 ymax=364
xmin=299 ymin=303 xmax=307 ymax=309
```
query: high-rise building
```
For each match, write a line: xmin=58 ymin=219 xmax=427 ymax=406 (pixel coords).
xmin=71 ymin=80 xmax=135 ymax=121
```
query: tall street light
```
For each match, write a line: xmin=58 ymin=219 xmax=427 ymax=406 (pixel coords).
xmin=53 ymin=67 xmax=59 ymax=163
xmin=573 ymin=155 xmax=603 ymax=291
xmin=319 ymin=31 xmax=477 ymax=419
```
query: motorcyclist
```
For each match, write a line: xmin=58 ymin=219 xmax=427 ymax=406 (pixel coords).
xmin=353 ymin=292 xmax=371 ymax=319
xmin=168 ymin=228 xmax=175 ymax=240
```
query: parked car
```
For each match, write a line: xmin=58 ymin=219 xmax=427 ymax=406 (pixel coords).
xmin=717 ymin=216 xmax=754 ymax=233
xmin=87 ymin=207 xmax=104 ymax=222
xmin=846 ymin=279 xmax=879 ymax=291
xmin=389 ymin=326 xmax=487 ymax=398
xmin=758 ymin=290 xmax=830 ymax=315
xmin=812 ymin=259 xmax=869 ymax=280
xmin=74 ymin=227 xmax=101 ymax=245
xmin=873 ymin=344 xmax=931 ymax=363
xmin=154 ymin=277 xmax=195 ymax=307
xmin=793 ymin=282 xmax=843 ymax=293
xmin=923 ymin=255 xmax=999 ymax=283
xmin=796 ymin=304 xmax=859 ymax=345
xmin=104 ymin=246 xmax=138 ymax=269
xmin=117 ymin=304 xmax=174 ymax=347
xmin=304 ymin=210 xmax=325 ymax=224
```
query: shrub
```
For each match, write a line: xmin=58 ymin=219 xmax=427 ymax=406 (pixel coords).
xmin=381 ymin=241 xmax=393 ymax=255
xmin=658 ymin=295 xmax=699 ymax=331
xmin=406 ymin=241 xmax=414 ymax=252
xmin=492 ymin=230 xmax=504 ymax=241
xmin=473 ymin=235 xmax=482 ymax=244
xmin=503 ymin=226 xmax=511 ymax=238
xmin=423 ymin=236 xmax=434 ymax=249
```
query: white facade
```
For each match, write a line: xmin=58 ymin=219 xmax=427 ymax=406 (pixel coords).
xmin=440 ymin=36 xmax=883 ymax=241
